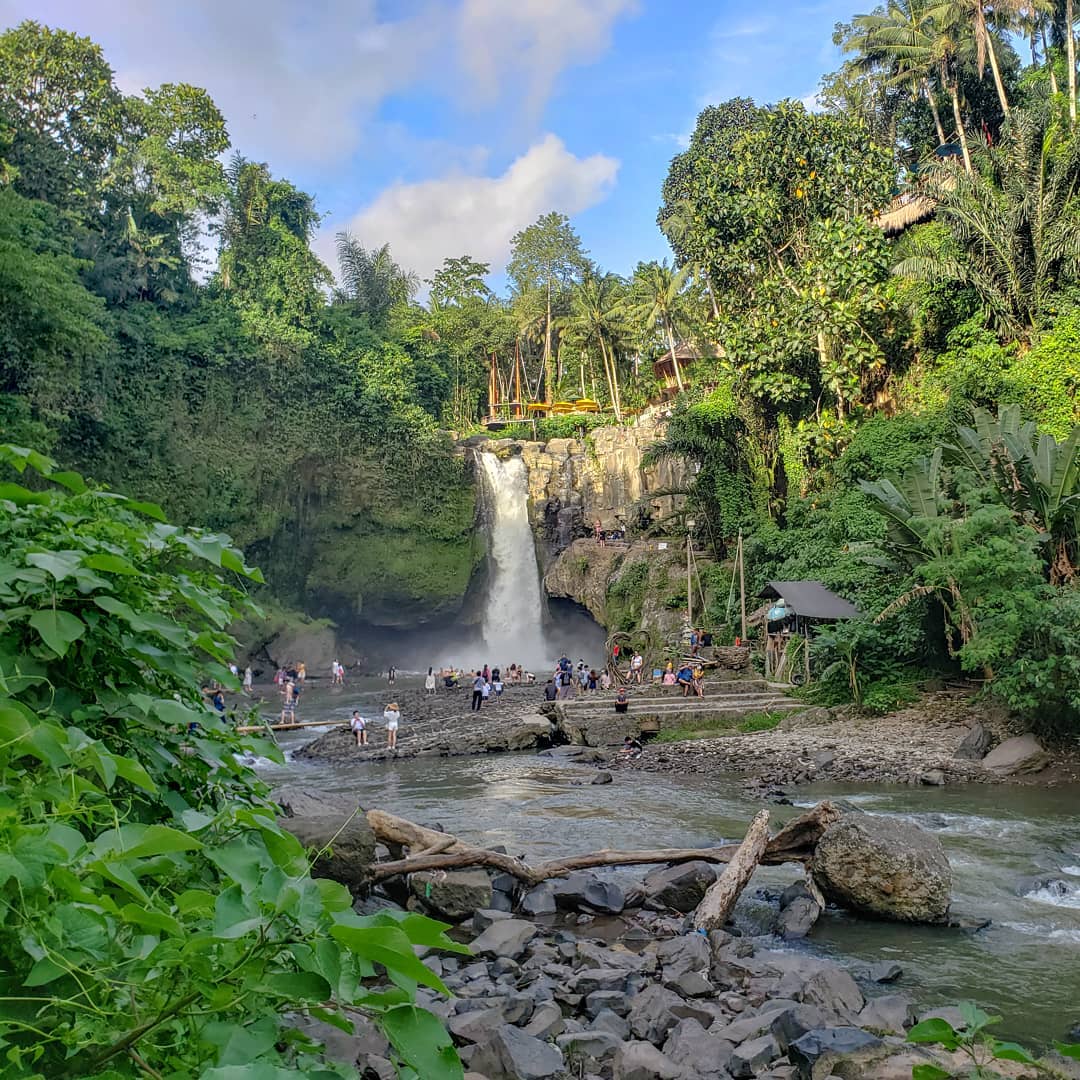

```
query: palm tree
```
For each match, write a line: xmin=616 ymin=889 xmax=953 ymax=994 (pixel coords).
xmin=626 ymin=261 xmax=692 ymax=393
xmin=334 ymin=233 xmax=418 ymax=320
xmin=845 ymin=0 xmax=948 ymax=147
xmin=567 ymin=272 xmax=628 ymax=421
xmin=846 ymin=1 xmax=974 ymax=172
xmin=894 ymin=106 xmax=1080 ymax=337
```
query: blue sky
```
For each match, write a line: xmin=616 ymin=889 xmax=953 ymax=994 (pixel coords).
xmin=1 ymin=0 xmax=857 ymax=289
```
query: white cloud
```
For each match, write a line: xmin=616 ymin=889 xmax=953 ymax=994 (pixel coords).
xmin=325 ymin=134 xmax=618 ymax=282
xmin=11 ymin=0 xmax=637 ymax=169
xmin=456 ymin=0 xmax=639 ymax=117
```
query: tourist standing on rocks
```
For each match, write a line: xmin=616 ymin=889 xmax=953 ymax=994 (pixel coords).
xmin=630 ymin=651 xmax=644 ymax=684
xmin=424 ymin=667 xmax=436 ymax=695
xmin=493 ymin=673 xmax=503 ymax=701
xmin=387 ymin=665 xmax=396 ymax=685
xmin=350 ymin=710 xmax=367 ymax=747
xmin=280 ymin=679 xmax=298 ymax=725
xmin=588 ymin=669 xmax=599 ymax=692
xmin=471 ymin=671 xmax=485 ymax=711
xmin=297 ymin=662 xmax=306 ymax=684
xmin=600 ymin=670 xmax=612 ymax=690
xmin=594 ymin=518 xmax=604 ymax=546
xmin=543 ymin=677 xmax=558 ymax=701
xmin=383 ymin=702 xmax=400 ymax=750
xmin=481 ymin=678 xmax=492 ymax=706
xmin=242 ymin=666 xmax=253 ymax=694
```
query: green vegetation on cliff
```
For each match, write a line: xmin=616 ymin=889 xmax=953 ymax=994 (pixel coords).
xmin=650 ymin=12 xmax=1080 ymax=733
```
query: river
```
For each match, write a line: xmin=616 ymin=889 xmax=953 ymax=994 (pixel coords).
xmin=253 ymin=682 xmax=1080 ymax=1044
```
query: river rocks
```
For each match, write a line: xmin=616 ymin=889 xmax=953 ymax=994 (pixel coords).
xmin=470 ymin=1025 xmax=565 ymax=1079
xmin=643 ymin=861 xmax=719 ymax=912
xmin=774 ymin=880 xmax=822 ymax=940
xmin=812 ymin=813 xmax=952 ymax=923
xmin=521 ymin=883 xmax=558 ymax=915
xmin=470 ymin=919 xmax=538 ymax=959
xmin=788 ymin=1027 xmax=883 ymax=1079
xmin=503 ymin=716 xmax=556 ymax=751
xmin=613 ymin=1040 xmax=689 ymax=1080
xmin=731 ymin=1032 xmax=781 ymax=1077
xmin=798 ymin=968 xmax=864 ymax=1017
xmin=981 ymin=733 xmax=1051 ymax=775
xmin=410 ymin=869 xmax=493 ymax=920
xmin=857 ymin=993 xmax=914 ymax=1035
xmin=551 ymin=872 xmax=626 ymax=915
xmin=663 ymin=1017 xmax=735 ymax=1076
xmin=954 ymin=720 xmax=992 ymax=761
xmin=591 ymin=770 xmax=614 ymax=784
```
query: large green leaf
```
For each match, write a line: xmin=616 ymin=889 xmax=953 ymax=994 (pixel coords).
xmin=329 ymin=924 xmax=450 ymax=994
xmin=907 ymin=1017 xmax=959 ymax=1049
xmin=26 ymin=550 xmax=84 ymax=582
xmin=381 ymin=1005 xmax=463 ymax=1080
xmin=27 ymin=609 xmax=85 ymax=657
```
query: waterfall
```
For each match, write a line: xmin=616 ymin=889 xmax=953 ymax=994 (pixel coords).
xmin=477 ymin=450 xmax=549 ymax=670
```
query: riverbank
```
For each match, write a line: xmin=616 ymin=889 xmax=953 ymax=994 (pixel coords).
xmin=613 ymin=690 xmax=1080 ymax=790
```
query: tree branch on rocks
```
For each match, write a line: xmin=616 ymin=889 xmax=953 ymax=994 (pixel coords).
xmin=365 ymin=802 xmax=839 ymax=887
xmin=693 ymin=809 xmax=771 ymax=931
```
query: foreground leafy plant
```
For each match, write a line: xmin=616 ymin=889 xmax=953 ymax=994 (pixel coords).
xmin=906 ymin=1000 xmax=1080 ymax=1078
xmin=0 ymin=446 xmax=465 ymax=1078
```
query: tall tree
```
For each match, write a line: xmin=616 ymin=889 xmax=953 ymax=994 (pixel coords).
xmin=0 ymin=20 xmax=123 ymax=207
xmin=627 ymin=260 xmax=692 ymax=392
xmin=567 ymin=271 xmax=628 ymax=421
xmin=507 ymin=212 xmax=588 ymax=403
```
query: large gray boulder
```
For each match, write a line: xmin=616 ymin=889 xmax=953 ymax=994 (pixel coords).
xmin=788 ymin=1027 xmax=883 ymax=1080
xmin=470 ymin=1025 xmax=565 ymax=1079
xmin=642 ymin=861 xmax=718 ymax=912
xmin=410 ymin=869 xmax=493 ymax=921
xmin=278 ymin=806 xmax=376 ymax=891
xmin=981 ymin=733 xmax=1051 ymax=775
xmin=811 ymin=813 xmax=952 ymax=923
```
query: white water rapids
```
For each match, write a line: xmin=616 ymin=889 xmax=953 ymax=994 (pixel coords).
xmin=477 ymin=450 xmax=549 ymax=670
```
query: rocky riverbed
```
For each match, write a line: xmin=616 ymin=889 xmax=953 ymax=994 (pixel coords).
xmin=616 ymin=692 xmax=1078 ymax=789
xmin=295 ymin=684 xmax=557 ymax=762
xmin=299 ymin=854 xmax=1078 ymax=1080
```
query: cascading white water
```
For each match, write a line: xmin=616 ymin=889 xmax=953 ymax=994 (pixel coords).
xmin=477 ymin=451 xmax=549 ymax=670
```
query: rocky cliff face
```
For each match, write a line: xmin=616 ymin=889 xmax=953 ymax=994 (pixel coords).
xmin=543 ymin=537 xmax=693 ymax=644
xmin=476 ymin=407 xmax=687 ymax=570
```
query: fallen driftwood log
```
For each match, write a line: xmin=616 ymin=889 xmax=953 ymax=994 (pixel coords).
xmin=694 ymin=809 xmax=771 ymax=931
xmin=366 ymin=802 xmax=840 ymax=888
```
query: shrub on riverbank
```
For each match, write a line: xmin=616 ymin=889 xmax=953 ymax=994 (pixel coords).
xmin=653 ymin=710 xmax=785 ymax=742
xmin=0 ymin=446 xmax=464 ymax=1078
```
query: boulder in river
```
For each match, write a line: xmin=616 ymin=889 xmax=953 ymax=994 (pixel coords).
xmin=642 ymin=861 xmax=718 ymax=912
xmin=275 ymin=789 xmax=376 ymax=890
xmin=410 ymin=869 xmax=493 ymax=921
xmin=811 ymin=813 xmax=952 ymax=923
xmin=980 ymin=733 xmax=1051 ymax=775
xmin=953 ymin=719 xmax=992 ymax=761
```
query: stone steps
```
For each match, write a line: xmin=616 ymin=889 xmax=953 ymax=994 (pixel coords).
xmin=557 ymin=694 xmax=800 ymax=718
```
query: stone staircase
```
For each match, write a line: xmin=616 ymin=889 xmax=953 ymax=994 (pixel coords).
xmin=553 ymin=678 xmax=801 ymax=748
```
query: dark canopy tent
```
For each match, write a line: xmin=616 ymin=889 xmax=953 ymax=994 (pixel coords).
xmin=759 ymin=581 xmax=859 ymax=621
xmin=758 ymin=581 xmax=858 ymax=683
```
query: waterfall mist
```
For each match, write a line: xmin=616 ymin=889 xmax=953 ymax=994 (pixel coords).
xmin=477 ymin=450 xmax=549 ymax=669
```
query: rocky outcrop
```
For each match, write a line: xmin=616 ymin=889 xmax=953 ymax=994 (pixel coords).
xmin=811 ymin=813 xmax=952 ymax=923
xmin=482 ymin=407 xmax=688 ymax=570
xmin=980 ymin=733 xmax=1051 ymax=775
xmin=544 ymin=536 xmax=696 ymax=641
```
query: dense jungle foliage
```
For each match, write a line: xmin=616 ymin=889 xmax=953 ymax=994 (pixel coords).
xmin=649 ymin=3 xmax=1080 ymax=734
xmin=0 ymin=447 xmax=466 ymax=1077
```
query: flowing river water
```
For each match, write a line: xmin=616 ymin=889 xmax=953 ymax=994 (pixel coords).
xmin=254 ymin=683 xmax=1080 ymax=1044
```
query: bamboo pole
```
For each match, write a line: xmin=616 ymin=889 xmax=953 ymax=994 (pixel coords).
xmin=694 ymin=809 xmax=771 ymax=931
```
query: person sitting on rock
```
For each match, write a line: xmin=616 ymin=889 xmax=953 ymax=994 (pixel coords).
xmin=350 ymin=710 xmax=367 ymax=747
xmin=676 ymin=665 xmax=694 ymax=696
xmin=614 ymin=687 xmax=629 ymax=714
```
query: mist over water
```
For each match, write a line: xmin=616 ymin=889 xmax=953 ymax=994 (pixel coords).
xmin=477 ymin=450 xmax=551 ymax=671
